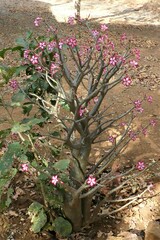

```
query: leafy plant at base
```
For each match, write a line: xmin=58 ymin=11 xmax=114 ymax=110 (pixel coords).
xmin=0 ymin=15 xmax=158 ymax=237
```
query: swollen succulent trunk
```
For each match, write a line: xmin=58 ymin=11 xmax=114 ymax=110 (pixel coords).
xmin=63 ymin=193 xmax=93 ymax=231
xmin=63 ymin=193 xmax=83 ymax=231
xmin=69 ymin=139 xmax=91 ymax=183
xmin=63 ymin=141 xmax=92 ymax=231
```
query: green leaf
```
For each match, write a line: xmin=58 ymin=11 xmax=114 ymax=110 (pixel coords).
xmin=0 ymin=143 xmax=21 ymax=177
xmin=22 ymin=104 xmax=33 ymax=115
xmin=59 ymin=100 xmax=70 ymax=111
xmin=51 ymin=131 xmax=60 ymax=137
xmin=0 ymin=48 xmax=11 ymax=58
xmin=0 ymin=128 xmax=10 ymax=139
xmin=15 ymin=37 xmax=29 ymax=49
xmin=28 ymin=202 xmax=47 ymax=233
xmin=11 ymin=92 xmax=26 ymax=104
xmin=11 ymin=46 xmax=24 ymax=53
xmin=14 ymin=65 xmax=28 ymax=76
xmin=53 ymin=159 xmax=70 ymax=171
xmin=28 ymin=201 xmax=43 ymax=213
xmin=31 ymin=209 xmax=47 ymax=233
xmin=19 ymin=154 xmax=28 ymax=162
xmin=31 ymin=160 xmax=39 ymax=169
xmin=21 ymin=117 xmax=46 ymax=126
xmin=54 ymin=217 xmax=72 ymax=237
xmin=0 ymin=168 xmax=17 ymax=198
xmin=1 ymin=66 xmax=18 ymax=82
xmin=26 ymin=30 xmax=33 ymax=40
xmin=11 ymin=122 xmax=30 ymax=133
xmin=5 ymin=187 xmax=14 ymax=207
xmin=12 ymin=118 xmax=46 ymax=133
xmin=41 ymin=158 xmax=48 ymax=167
xmin=38 ymin=172 xmax=49 ymax=181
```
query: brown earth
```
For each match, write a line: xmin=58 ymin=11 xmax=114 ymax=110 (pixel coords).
xmin=0 ymin=1 xmax=160 ymax=240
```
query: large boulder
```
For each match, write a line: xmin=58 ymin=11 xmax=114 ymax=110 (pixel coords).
xmin=145 ymin=221 xmax=160 ymax=240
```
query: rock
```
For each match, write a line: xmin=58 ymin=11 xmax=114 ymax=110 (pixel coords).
xmin=117 ymin=231 xmax=142 ymax=240
xmin=145 ymin=221 xmax=160 ymax=240
xmin=107 ymin=237 xmax=123 ymax=240
xmin=107 ymin=231 xmax=142 ymax=240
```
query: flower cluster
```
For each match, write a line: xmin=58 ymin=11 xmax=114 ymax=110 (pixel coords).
xmin=39 ymin=41 xmax=46 ymax=50
xmin=87 ymin=175 xmax=97 ymax=187
xmin=128 ymin=130 xmax=137 ymax=141
xmin=122 ymin=75 xmax=132 ymax=87
xmin=109 ymin=55 xmax=118 ymax=66
xmin=147 ymin=95 xmax=153 ymax=103
xmin=21 ymin=163 xmax=29 ymax=172
xmin=51 ymin=175 xmax=59 ymax=186
xmin=134 ymin=99 xmax=144 ymax=113
xmin=68 ymin=16 xmax=75 ymax=25
xmin=79 ymin=107 xmax=87 ymax=117
xmin=9 ymin=79 xmax=19 ymax=90
xmin=130 ymin=60 xmax=138 ymax=68
xmin=30 ymin=54 xmax=39 ymax=65
xmin=67 ymin=37 xmax=77 ymax=48
xmin=108 ymin=135 xmax=115 ymax=143
xmin=100 ymin=24 xmax=108 ymax=32
xmin=136 ymin=161 xmax=145 ymax=171
xmin=34 ymin=17 xmax=42 ymax=27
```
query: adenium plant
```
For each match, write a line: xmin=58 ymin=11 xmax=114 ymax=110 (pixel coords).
xmin=0 ymin=16 xmax=156 ymax=237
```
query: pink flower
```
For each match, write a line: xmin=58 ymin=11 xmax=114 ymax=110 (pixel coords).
xmin=23 ymin=49 xmax=30 ymax=59
xmin=30 ymin=55 xmax=39 ymax=65
xmin=134 ymin=100 xmax=141 ymax=108
xmin=133 ymin=100 xmax=144 ymax=113
xmin=21 ymin=163 xmax=29 ymax=172
xmin=59 ymin=40 xmax=64 ymax=49
xmin=147 ymin=182 xmax=154 ymax=194
xmin=87 ymin=175 xmax=96 ymax=187
xmin=98 ymin=35 xmax=108 ymax=44
xmin=130 ymin=60 xmax=138 ymax=68
xmin=34 ymin=17 xmax=42 ymax=27
xmin=150 ymin=119 xmax=156 ymax=127
xmin=92 ymin=30 xmax=99 ymax=37
xmin=79 ymin=107 xmax=86 ymax=117
xmin=133 ymin=48 xmax=140 ymax=60
xmin=136 ymin=107 xmax=144 ymax=113
xmin=51 ymin=175 xmax=59 ymax=186
xmin=108 ymin=40 xmax=115 ymax=50
xmin=48 ymin=41 xmax=57 ymax=51
xmin=9 ymin=79 xmax=19 ymax=90
xmin=11 ymin=133 xmax=19 ymax=140
xmin=142 ymin=128 xmax=148 ymax=136
xmin=54 ymin=53 xmax=60 ymax=59
xmin=108 ymin=136 xmax=115 ymax=143
xmin=93 ymin=97 xmax=99 ymax=103
xmin=96 ymin=44 xmax=101 ymax=51
xmin=39 ymin=41 xmax=46 ymax=50
xmin=120 ymin=122 xmax=126 ymax=127
xmin=67 ymin=37 xmax=77 ymax=48
xmin=36 ymin=66 xmax=43 ymax=72
xmin=122 ymin=76 xmax=132 ymax=87
xmin=119 ymin=56 xmax=126 ymax=64
xmin=129 ymin=130 xmax=137 ymax=141
xmin=109 ymin=56 xmax=117 ymax=66
xmin=136 ymin=161 xmax=145 ymax=171
xmin=50 ymin=63 xmax=59 ymax=75
xmin=47 ymin=25 xmax=56 ymax=33
xmin=68 ymin=16 xmax=75 ymax=25
xmin=100 ymin=24 xmax=108 ymax=32
xmin=120 ymin=33 xmax=127 ymax=42
xmin=147 ymin=95 xmax=153 ymax=103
